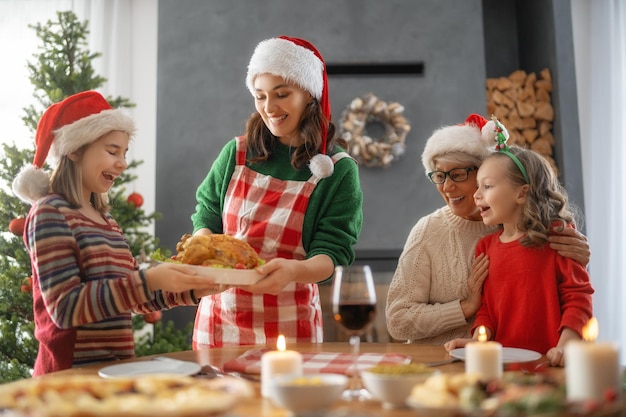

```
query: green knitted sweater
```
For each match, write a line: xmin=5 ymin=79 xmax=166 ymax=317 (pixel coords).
xmin=191 ymin=138 xmax=363 ymax=267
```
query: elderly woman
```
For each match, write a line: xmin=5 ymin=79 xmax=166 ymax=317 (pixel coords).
xmin=385 ymin=114 xmax=590 ymax=344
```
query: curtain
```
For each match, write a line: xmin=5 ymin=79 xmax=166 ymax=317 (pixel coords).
xmin=572 ymin=0 xmax=626 ymax=364
xmin=73 ymin=0 xmax=158 ymax=225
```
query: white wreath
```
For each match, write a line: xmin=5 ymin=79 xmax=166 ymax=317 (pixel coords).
xmin=340 ymin=93 xmax=411 ymax=168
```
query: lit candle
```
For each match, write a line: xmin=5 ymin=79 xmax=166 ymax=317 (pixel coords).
xmin=261 ymin=335 xmax=303 ymax=398
xmin=565 ymin=317 xmax=622 ymax=402
xmin=465 ymin=326 xmax=503 ymax=381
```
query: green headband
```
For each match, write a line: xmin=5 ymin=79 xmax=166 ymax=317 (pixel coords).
xmin=492 ymin=116 xmax=530 ymax=184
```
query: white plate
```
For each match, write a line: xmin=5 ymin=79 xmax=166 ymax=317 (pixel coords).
xmin=189 ymin=264 xmax=266 ymax=285
xmin=98 ymin=360 xmax=201 ymax=378
xmin=449 ymin=347 xmax=541 ymax=363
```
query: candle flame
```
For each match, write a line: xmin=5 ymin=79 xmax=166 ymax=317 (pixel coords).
xmin=277 ymin=334 xmax=286 ymax=351
xmin=477 ymin=326 xmax=487 ymax=342
xmin=582 ymin=317 xmax=598 ymax=342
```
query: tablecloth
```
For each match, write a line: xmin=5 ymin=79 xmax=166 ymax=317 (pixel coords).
xmin=223 ymin=348 xmax=412 ymax=375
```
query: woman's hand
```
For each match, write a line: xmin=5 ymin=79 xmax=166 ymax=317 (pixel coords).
xmin=460 ymin=253 xmax=489 ymax=319
xmin=242 ymin=258 xmax=297 ymax=295
xmin=444 ymin=338 xmax=473 ymax=352
xmin=548 ymin=227 xmax=590 ymax=267
xmin=243 ymin=255 xmax=334 ymax=295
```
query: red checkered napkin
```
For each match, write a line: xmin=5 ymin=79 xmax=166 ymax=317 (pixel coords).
xmin=223 ymin=348 xmax=412 ymax=375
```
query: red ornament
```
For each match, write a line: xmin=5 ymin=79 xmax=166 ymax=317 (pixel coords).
xmin=9 ymin=217 xmax=26 ymax=236
xmin=143 ymin=311 xmax=162 ymax=324
xmin=604 ymin=387 xmax=617 ymax=403
xmin=20 ymin=276 xmax=32 ymax=293
xmin=127 ymin=192 xmax=144 ymax=208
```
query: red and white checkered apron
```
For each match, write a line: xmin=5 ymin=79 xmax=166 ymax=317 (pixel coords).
xmin=193 ymin=137 xmax=349 ymax=348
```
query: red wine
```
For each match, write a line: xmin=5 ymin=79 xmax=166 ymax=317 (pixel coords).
xmin=334 ymin=303 xmax=376 ymax=332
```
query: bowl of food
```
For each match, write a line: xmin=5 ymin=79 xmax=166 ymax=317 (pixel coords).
xmin=360 ymin=363 xmax=436 ymax=409
xmin=267 ymin=373 xmax=348 ymax=416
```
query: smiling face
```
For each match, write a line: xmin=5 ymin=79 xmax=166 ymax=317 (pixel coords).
xmin=253 ymin=73 xmax=312 ymax=146
xmin=433 ymin=160 xmax=481 ymax=221
xmin=73 ymin=130 xmax=129 ymax=204
xmin=474 ymin=156 xmax=528 ymax=232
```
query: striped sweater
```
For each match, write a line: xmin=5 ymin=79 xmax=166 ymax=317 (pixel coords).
xmin=24 ymin=194 xmax=197 ymax=375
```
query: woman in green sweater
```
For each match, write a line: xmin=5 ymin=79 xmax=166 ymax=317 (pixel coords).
xmin=190 ymin=36 xmax=363 ymax=348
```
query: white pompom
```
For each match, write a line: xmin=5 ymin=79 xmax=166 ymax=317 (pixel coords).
xmin=12 ymin=164 xmax=50 ymax=204
xmin=309 ymin=154 xmax=334 ymax=178
xmin=481 ymin=120 xmax=497 ymax=144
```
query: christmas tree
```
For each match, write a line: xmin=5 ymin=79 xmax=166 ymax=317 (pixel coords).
xmin=0 ymin=11 xmax=192 ymax=383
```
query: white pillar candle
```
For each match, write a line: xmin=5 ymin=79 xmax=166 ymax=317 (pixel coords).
xmin=465 ymin=326 xmax=503 ymax=381
xmin=564 ymin=317 xmax=622 ymax=403
xmin=565 ymin=340 xmax=621 ymax=402
xmin=261 ymin=335 xmax=303 ymax=398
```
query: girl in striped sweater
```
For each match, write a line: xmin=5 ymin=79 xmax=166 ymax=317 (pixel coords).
xmin=12 ymin=91 xmax=221 ymax=375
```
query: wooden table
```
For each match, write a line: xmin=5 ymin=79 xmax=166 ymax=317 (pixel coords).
xmin=49 ymin=342 xmax=624 ymax=417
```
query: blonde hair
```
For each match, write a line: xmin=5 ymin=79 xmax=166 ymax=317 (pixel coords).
xmin=487 ymin=146 xmax=578 ymax=247
xmin=49 ymin=150 xmax=110 ymax=213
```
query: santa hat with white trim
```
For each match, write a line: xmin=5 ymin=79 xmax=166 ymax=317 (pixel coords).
xmin=421 ymin=113 xmax=498 ymax=174
xmin=246 ymin=36 xmax=334 ymax=178
xmin=12 ymin=90 xmax=135 ymax=204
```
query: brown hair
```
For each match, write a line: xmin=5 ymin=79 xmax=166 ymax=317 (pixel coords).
xmin=244 ymin=99 xmax=346 ymax=169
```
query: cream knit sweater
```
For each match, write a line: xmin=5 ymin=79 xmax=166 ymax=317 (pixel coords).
xmin=386 ymin=206 xmax=498 ymax=345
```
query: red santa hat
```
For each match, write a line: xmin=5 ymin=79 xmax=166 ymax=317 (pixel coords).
xmin=12 ymin=90 xmax=135 ymax=204
xmin=421 ymin=113 xmax=498 ymax=174
xmin=246 ymin=36 xmax=334 ymax=178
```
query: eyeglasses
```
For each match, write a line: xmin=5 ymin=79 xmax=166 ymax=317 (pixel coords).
xmin=427 ymin=167 xmax=478 ymax=184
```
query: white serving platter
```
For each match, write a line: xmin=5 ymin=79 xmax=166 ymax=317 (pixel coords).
xmin=188 ymin=264 xmax=266 ymax=285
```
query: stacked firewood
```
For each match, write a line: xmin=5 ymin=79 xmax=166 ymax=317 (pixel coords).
xmin=486 ymin=68 xmax=557 ymax=173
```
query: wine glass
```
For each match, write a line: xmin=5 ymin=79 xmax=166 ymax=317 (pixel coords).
xmin=331 ymin=264 xmax=377 ymax=400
